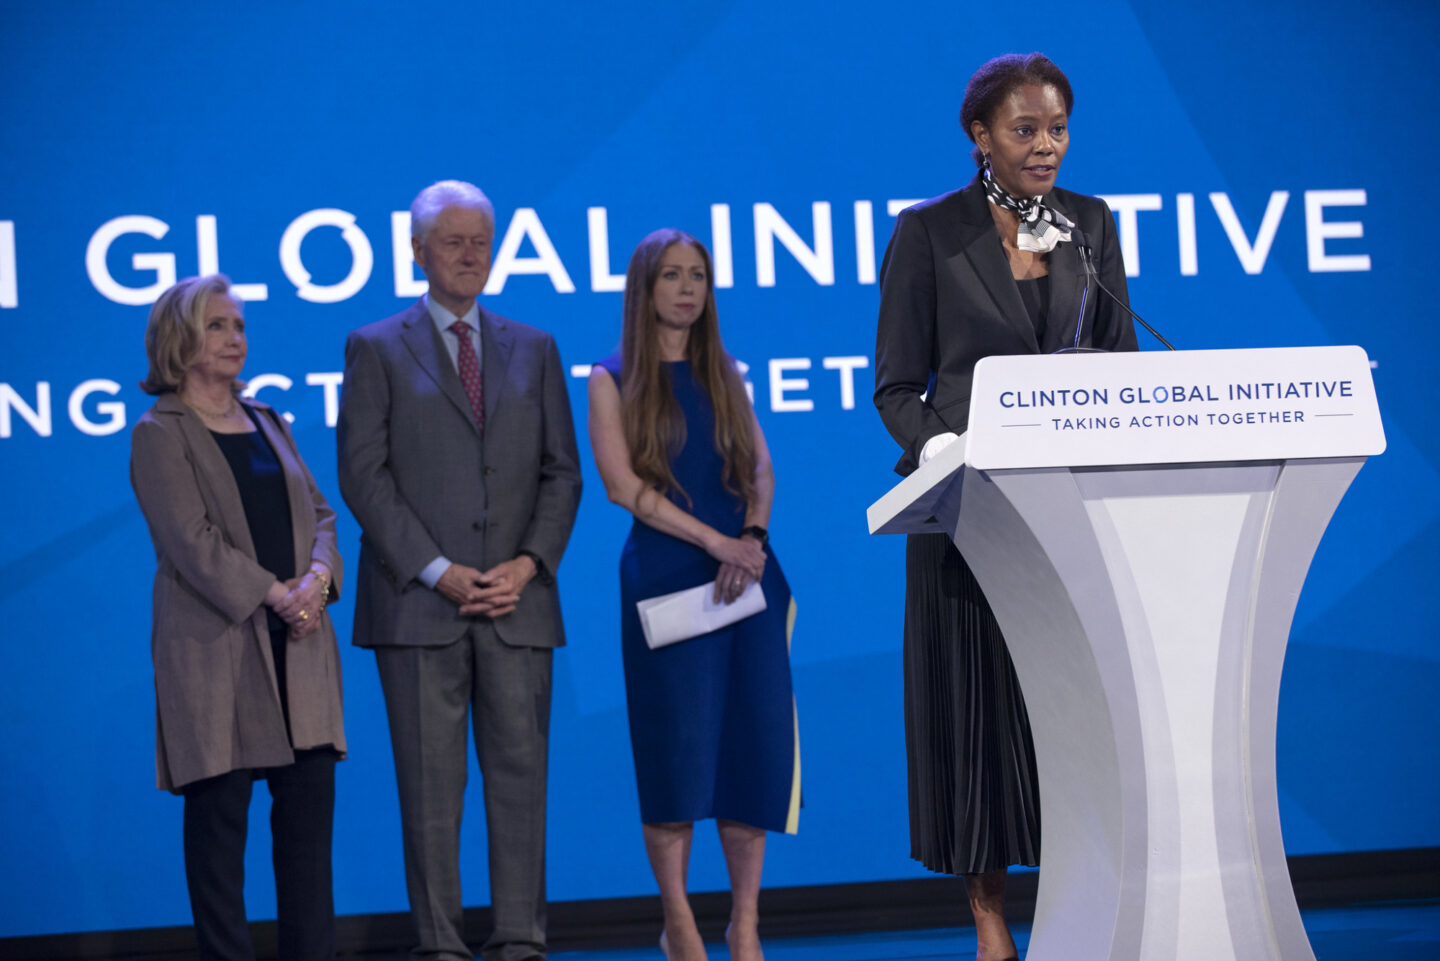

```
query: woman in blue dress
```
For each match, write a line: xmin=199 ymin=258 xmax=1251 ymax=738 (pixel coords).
xmin=587 ymin=228 xmax=799 ymax=961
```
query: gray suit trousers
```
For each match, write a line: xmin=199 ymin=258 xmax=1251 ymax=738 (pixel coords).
xmin=376 ymin=625 xmax=552 ymax=961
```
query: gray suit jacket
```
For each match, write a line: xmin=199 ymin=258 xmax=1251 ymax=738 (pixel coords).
xmin=131 ymin=393 xmax=346 ymax=791
xmin=337 ymin=299 xmax=582 ymax=649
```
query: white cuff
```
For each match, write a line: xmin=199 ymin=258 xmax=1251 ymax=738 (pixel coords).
xmin=919 ymin=431 xmax=960 ymax=465
xmin=418 ymin=556 xmax=451 ymax=589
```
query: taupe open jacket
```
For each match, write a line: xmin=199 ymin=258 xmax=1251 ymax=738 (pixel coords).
xmin=131 ymin=392 xmax=345 ymax=792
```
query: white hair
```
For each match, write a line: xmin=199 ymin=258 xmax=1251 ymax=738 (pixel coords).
xmin=411 ymin=180 xmax=495 ymax=242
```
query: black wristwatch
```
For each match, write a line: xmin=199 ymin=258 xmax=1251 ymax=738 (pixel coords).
xmin=740 ymin=525 xmax=769 ymax=547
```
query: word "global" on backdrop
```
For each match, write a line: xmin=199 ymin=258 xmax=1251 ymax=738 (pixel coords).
xmin=0 ymin=189 xmax=1371 ymax=309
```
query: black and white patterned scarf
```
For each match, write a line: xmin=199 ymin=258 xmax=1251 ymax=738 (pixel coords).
xmin=982 ymin=164 xmax=1075 ymax=253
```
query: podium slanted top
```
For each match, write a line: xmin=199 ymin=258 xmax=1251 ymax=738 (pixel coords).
xmin=866 ymin=345 xmax=1385 ymax=536
xmin=866 ymin=432 xmax=970 ymax=535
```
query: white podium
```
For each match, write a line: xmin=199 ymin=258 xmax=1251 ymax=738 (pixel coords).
xmin=868 ymin=346 xmax=1385 ymax=961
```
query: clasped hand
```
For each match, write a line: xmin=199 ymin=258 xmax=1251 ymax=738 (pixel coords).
xmin=270 ymin=571 xmax=327 ymax=639
xmin=709 ymin=534 xmax=766 ymax=605
xmin=437 ymin=556 xmax=537 ymax=618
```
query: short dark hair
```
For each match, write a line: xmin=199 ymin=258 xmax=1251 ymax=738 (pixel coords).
xmin=960 ymin=53 xmax=1075 ymax=168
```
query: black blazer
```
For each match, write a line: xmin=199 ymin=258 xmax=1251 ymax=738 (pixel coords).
xmin=874 ymin=174 xmax=1138 ymax=475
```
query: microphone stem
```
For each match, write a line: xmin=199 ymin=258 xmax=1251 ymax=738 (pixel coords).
xmin=1081 ymin=246 xmax=1175 ymax=351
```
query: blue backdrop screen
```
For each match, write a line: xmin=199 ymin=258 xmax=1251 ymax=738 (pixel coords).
xmin=1 ymin=0 xmax=1436 ymax=937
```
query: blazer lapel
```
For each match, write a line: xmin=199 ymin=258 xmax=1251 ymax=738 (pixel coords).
xmin=954 ymin=179 xmax=1039 ymax=351
xmin=1042 ymin=194 xmax=1088 ymax=352
xmin=400 ymin=302 xmax=480 ymax=433
xmin=159 ymin=394 xmax=282 ymax=700
xmin=157 ymin=392 xmax=259 ymax=560
xmin=479 ymin=306 xmax=514 ymax=431
xmin=248 ymin=400 xmax=311 ymax=572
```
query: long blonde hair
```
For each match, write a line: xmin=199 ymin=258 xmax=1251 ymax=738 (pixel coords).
xmin=620 ymin=229 xmax=756 ymax=510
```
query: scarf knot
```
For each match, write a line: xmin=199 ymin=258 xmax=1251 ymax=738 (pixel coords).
xmin=982 ymin=166 xmax=1074 ymax=253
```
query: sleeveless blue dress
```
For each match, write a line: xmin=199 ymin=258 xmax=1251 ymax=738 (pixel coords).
xmin=598 ymin=354 xmax=800 ymax=834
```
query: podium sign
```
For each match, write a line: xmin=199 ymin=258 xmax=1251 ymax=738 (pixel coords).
xmin=967 ymin=345 xmax=1385 ymax=469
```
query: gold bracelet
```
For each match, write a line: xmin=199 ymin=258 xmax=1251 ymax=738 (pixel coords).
xmin=309 ymin=565 xmax=331 ymax=601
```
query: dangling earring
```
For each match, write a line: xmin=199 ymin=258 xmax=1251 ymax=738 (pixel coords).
xmin=981 ymin=151 xmax=993 ymax=179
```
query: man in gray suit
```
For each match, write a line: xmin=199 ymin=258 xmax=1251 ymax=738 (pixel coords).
xmin=337 ymin=180 xmax=582 ymax=961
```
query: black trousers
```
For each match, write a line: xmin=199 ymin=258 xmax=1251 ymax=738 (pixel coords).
xmin=181 ymin=748 xmax=337 ymax=961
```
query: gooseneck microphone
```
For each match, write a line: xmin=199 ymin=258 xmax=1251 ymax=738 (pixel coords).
xmin=1068 ymin=241 xmax=1092 ymax=352
xmin=1074 ymin=238 xmax=1176 ymax=351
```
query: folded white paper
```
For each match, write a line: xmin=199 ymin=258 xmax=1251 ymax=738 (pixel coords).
xmin=637 ymin=580 xmax=767 ymax=649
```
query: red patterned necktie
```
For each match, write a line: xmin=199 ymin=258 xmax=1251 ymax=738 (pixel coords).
xmin=449 ymin=320 xmax=484 ymax=431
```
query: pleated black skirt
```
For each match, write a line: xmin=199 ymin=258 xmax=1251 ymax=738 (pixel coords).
xmin=903 ymin=532 xmax=1041 ymax=875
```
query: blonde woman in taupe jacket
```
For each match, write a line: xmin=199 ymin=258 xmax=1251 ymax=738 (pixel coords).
xmin=130 ymin=274 xmax=345 ymax=961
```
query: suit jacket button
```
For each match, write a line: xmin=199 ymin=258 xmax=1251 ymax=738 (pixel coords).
xmin=472 ymin=521 xmax=483 ymax=531
xmin=483 ymin=467 xmax=494 ymax=476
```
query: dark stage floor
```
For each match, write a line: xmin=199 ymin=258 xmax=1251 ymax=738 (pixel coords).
xmin=341 ymin=899 xmax=1439 ymax=961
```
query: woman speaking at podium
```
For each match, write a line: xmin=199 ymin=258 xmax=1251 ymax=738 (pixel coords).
xmin=873 ymin=53 xmax=1136 ymax=959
